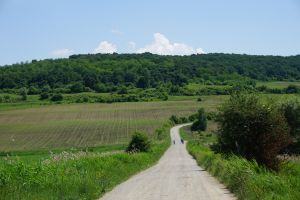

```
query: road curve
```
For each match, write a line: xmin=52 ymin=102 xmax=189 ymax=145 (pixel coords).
xmin=100 ymin=124 xmax=236 ymax=200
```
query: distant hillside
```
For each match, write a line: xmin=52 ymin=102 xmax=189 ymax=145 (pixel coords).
xmin=0 ymin=53 xmax=300 ymax=91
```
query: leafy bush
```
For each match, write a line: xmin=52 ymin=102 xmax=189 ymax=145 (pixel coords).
xmin=169 ymin=115 xmax=180 ymax=124
xmin=280 ymin=99 xmax=300 ymax=154
xmin=285 ymin=85 xmax=299 ymax=94
xmin=215 ymin=93 xmax=291 ymax=170
xmin=191 ymin=108 xmax=207 ymax=132
xmin=70 ymin=82 xmax=85 ymax=93
xmin=39 ymin=92 xmax=49 ymax=100
xmin=179 ymin=117 xmax=188 ymax=123
xmin=206 ymin=111 xmax=217 ymax=121
xmin=188 ymin=113 xmax=198 ymax=122
xmin=28 ymin=86 xmax=40 ymax=95
xmin=50 ymin=93 xmax=63 ymax=102
xmin=126 ymin=132 xmax=151 ymax=153
xmin=169 ymin=115 xmax=189 ymax=124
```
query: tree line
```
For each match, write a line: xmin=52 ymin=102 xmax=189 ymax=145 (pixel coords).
xmin=0 ymin=53 xmax=299 ymax=93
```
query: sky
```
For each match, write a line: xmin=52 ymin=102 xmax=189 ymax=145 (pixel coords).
xmin=0 ymin=0 xmax=300 ymax=65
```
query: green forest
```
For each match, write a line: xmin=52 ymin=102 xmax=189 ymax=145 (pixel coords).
xmin=1 ymin=53 xmax=300 ymax=93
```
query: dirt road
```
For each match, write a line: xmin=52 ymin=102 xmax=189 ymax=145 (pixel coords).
xmin=100 ymin=124 xmax=235 ymax=200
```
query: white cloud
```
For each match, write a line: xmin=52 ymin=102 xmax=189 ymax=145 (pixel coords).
xmin=51 ymin=48 xmax=74 ymax=57
xmin=111 ymin=29 xmax=123 ymax=36
xmin=93 ymin=41 xmax=117 ymax=54
xmin=137 ymin=33 xmax=205 ymax=55
xmin=196 ymin=48 xmax=205 ymax=54
xmin=128 ymin=41 xmax=136 ymax=50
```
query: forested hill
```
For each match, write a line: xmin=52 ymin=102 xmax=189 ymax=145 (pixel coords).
xmin=1 ymin=53 xmax=300 ymax=90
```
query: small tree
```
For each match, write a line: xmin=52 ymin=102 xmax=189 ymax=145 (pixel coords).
xmin=19 ymin=87 xmax=27 ymax=101
xmin=126 ymin=132 xmax=151 ymax=153
xmin=215 ymin=93 xmax=291 ymax=170
xmin=191 ymin=108 xmax=207 ymax=132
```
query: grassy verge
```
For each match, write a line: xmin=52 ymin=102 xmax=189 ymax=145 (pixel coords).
xmin=0 ymin=124 xmax=171 ymax=199
xmin=180 ymin=126 xmax=300 ymax=200
xmin=0 ymin=144 xmax=127 ymax=163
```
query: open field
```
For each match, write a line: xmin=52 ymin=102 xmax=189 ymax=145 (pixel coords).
xmin=0 ymin=97 xmax=221 ymax=152
xmin=0 ymin=94 xmax=298 ymax=152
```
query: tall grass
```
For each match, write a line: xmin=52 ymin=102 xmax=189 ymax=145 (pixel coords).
xmin=0 ymin=124 xmax=171 ymax=199
xmin=184 ymin=131 xmax=300 ymax=200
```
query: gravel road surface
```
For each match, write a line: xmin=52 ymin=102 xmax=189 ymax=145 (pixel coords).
xmin=100 ymin=124 xmax=235 ymax=200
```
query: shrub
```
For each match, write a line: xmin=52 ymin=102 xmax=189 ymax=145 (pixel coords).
xmin=70 ymin=82 xmax=85 ymax=93
xmin=188 ymin=113 xmax=198 ymax=122
xmin=39 ymin=92 xmax=49 ymax=100
xmin=280 ymin=99 xmax=300 ymax=154
xmin=191 ymin=108 xmax=207 ymax=132
xmin=179 ymin=117 xmax=188 ymax=123
xmin=94 ymin=83 xmax=108 ymax=93
xmin=41 ymin=85 xmax=51 ymax=93
xmin=51 ymin=93 xmax=63 ymax=102
xmin=169 ymin=115 xmax=180 ymax=124
xmin=117 ymin=86 xmax=128 ymax=94
xmin=28 ymin=86 xmax=40 ymax=95
xmin=215 ymin=93 xmax=291 ymax=170
xmin=126 ymin=132 xmax=151 ymax=152
xmin=206 ymin=111 xmax=217 ymax=120
xmin=285 ymin=85 xmax=299 ymax=94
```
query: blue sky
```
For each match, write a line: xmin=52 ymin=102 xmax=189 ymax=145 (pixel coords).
xmin=0 ymin=0 xmax=299 ymax=65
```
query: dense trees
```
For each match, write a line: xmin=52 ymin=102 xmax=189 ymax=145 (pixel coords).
xmin=215 ymin=93 xmax=292 ymax=170
xmin=0 ymin=53 xmax=299 ymax=93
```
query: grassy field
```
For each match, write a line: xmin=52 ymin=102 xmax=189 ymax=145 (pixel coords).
xmin=1 ymin=94 xmax=298 ymax=152
xmin=257 ymin=81 xmax=300 ymax=89
xmin=0 ymin=123 xmax=172 ymax=199
xmin=0 ymin=97 xmax=226 ymax=152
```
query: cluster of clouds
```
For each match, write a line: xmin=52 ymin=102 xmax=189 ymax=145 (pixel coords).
xmin=137 ymin=33 xmax=204 ymax=55
xmin=51 ymin=32 xmax=204 ymax=57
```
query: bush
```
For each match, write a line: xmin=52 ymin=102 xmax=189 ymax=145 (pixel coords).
xmin=188 ymin=113 xmax=198 ymax=122
xmin=206 ymin=111 xmax=217 ymax=120
xmin=169 ymin=115 xmax=180 ymax=124
xmin=117 ymin=86 xmax=128 ymax=94
xmin=70 ymin=82 xmax=85 ymax=93
xmin=285 ymin=85 xmax=299 ymax=94
xmin=39 ymin=92 xmax=49 ymax=100
xmin=280 ymin=99 xmax=300 ymax=154
xmin=51 ymin=93 xmax=63 ymax=102
xmin=126 ymin=132 xmax=151 ymax=153
xmin=179 ymin=117 xmax=188 ymax=123
xmin=191 ymin=108 xmax=207 ymax=132
xmin=94 ymin=83 xmax=108 ymax=93
xmin=28 ymin=86 xmax=40 ymax=95
xmin=215 ymin=93 xmax=291 ymax=170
